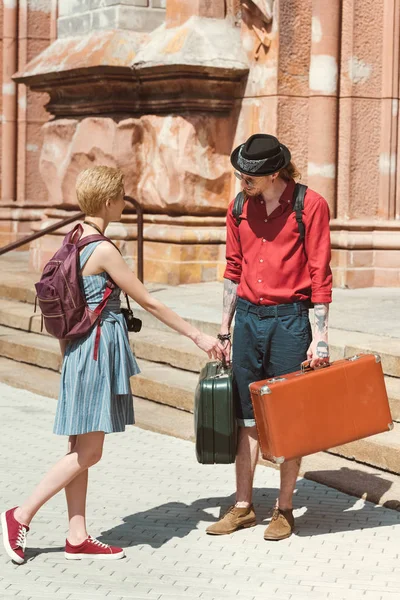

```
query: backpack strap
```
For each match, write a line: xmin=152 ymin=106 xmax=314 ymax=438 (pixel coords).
xmin=293 ymin=183 xmax=308 ymax=241
xmin=232 ymin=191 xmax=246 ymax=226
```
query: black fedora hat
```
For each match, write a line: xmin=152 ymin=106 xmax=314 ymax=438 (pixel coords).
xmin=230 ymin=134 xmax=291 ymax=176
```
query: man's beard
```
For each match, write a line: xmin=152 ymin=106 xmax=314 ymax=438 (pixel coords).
xmin=245 ymin=188 xmax=260 ymax=197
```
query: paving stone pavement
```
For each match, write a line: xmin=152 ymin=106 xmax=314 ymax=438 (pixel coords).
xmin=1 ymin=383 xmax=400 ymax=600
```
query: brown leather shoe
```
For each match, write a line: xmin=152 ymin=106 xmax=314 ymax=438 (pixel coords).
xmin=206 ymin=505 xmax=256 ymax=535
xmin=264 ymin=507 xmax=294 ymax=541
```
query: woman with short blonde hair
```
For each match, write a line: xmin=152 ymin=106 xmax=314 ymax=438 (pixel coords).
xmin=1 ymin=165 xmax=222 ymax=564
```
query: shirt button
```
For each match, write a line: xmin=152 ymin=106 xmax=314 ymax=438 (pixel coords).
xmin=264 ymin=219 xmax=268 ymax=222
xmin=260 ymin=200 xmax=264 ymax=204
xmin=260 ymin=297 xmax=264 ymax=301
xmin=262 ymin=238 xmax=266 ymax=243
xmin=258 ymin=279 xmax=262 ymax=283
xmin=259 ymin=259 xmax=263 ymax=263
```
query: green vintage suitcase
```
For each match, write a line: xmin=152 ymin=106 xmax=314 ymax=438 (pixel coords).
xmin=194 ymin=361 xmax=237 ymax=464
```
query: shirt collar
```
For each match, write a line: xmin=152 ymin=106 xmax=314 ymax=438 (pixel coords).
xmin=279 ymin=178 xmax=295 ymax=204
xmin=252 ymin=178 xmax=295 ymax=206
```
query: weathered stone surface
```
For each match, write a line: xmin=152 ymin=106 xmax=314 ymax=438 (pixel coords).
xmin=38 ymin=115 xmax=233 ymax=215
xmin=15 ymin=30 xmax=144 ymax=78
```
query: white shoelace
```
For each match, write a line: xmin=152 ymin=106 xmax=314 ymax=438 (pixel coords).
xmin=88 ymin=536 xmax=110 ymax=550
xmin=15 ymin=525 xmax=28 ymax=551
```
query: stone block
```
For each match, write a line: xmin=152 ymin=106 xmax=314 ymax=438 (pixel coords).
xmin=57 ymin=13 xmax=91 ymax=37
xmin=91 ymin=0 xmax=149 ymax=7
xmin=277 ymin=96 xmax=310 ymax=182
xmin=374 ymin=249 xmax=400 ymax=268
xmin=278 ymin=0 xmax=312 ymax=97
xmin=342 ymin=268 xmax=375 ymax=289
xmin=58 ymin=0 xmax=91 ymax=17
xmin=152 ymin=0 xmax=166 ymax=7
xmin=117 ymin=5 xmax=165 ymax=30
xmin=26 ymin=2 xmax=51 ymax=40
xmin=374 ymin=268 xmax=400 ymax=287
xmin=25 ymin=122 xmax=47 ymax=203
xmin=348 ymin=250 xmax=374 ymax=268
xmin=91 ymin=6 xmax=118 ymax=30
xmin=336 ymin=97 xmax=382 ymax=220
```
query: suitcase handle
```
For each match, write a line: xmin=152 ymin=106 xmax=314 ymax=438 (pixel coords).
xmin=301 ymin=360 xmax=330 ymax=373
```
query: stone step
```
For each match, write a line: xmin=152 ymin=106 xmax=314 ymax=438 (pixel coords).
xmin=0 ymin=325 xmax=63 ymax=372
xmin=386 ymin=376 xmax=400 ymax=422
xmin=1 ymin=293 xmax=400 ymax=381
xmin=329 ymin=422 xmax=400 ymax=475
xmin=0 ymin=311 xmax=207 ymax=372
xmin=0 ymin=325 xmax=400 ymax=475
xmin=0 ymin=355 xmax=399 ymax=510
xmin=0 ymin=315 xmax=399 ymax=423
xmin=131 ymin=359 xmax=198 ymax=412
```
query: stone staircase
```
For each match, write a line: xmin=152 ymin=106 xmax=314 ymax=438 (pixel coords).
xmin=0 ymin=252 xmax=400 ymax=508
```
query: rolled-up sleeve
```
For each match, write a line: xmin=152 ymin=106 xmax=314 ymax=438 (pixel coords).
xmin=304 ymin=196 xmax=333 ymax=304
xmin=223 ymin=201 xmax=243 ymax=283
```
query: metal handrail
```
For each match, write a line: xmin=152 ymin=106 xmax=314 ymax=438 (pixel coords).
xmin=0 ymin=211 xmax=85 ymax=256
xmin=0 ymin=196 xmax=144 ymax=282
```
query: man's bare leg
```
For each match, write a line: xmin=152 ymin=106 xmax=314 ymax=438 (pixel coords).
xmin=235 ymin=426 xmax=259 ymax=506
xmin=279 ymin=458 xmax=301 ymax=509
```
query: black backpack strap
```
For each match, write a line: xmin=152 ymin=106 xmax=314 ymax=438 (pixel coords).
xmin=293 ymin=183 xmax=307 ymax=241
xmin=232 ymin=191 xmax=246 ymax=226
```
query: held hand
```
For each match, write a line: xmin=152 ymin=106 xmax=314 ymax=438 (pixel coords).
xmin=218 ymin=339 xmax=232 ymax=366
xmin=194 ymin=333 xmax=223 ymax=361
xmin=307 ymin=336 xmax=330 ymax=370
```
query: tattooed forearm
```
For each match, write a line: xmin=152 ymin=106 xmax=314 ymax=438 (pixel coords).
xmin=314 ymin=303 xmax=329 ymax=336
xmin=314 ymin=303 xmax=329 ymax=359
xmin=221 ymin=278 xmax=239 ymax=331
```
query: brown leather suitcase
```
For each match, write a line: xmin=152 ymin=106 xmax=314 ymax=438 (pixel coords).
xmin=249 ymin=353 xmax=393 ymax=464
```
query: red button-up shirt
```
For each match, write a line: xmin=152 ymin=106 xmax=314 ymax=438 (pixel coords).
xmin=224 ymin=179 xmax=332 ymax=305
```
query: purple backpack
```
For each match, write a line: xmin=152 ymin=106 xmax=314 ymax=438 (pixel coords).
xmin=35 ymin=224 xmax=114 ymax=358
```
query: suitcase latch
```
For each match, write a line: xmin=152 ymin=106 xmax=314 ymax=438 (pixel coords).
xmin=260 ymin=385 xmax=272 ymax=395
xmin=267 ymin=377 xmax=287 ymax=384
xmin=346 ymin=353 xmax=381 ymax=363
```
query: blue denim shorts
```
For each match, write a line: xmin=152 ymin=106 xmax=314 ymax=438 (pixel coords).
xmin=232 ymin=297 xmax=312 ymax=427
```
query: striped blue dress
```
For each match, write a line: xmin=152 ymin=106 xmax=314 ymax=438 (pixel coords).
xmin=54 ymin=242 xmax=140 ymax=436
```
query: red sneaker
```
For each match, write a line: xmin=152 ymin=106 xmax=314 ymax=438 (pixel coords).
xmin=65 ymin=535 xmax=125 ymax=560
xmin=1 ymin=507 xmax=30 ymax=564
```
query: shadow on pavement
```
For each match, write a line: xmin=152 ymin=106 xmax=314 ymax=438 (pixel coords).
xmin=99 ymin=488 xmax=275 ymax=549
xmin=99 ymin=477 xmax=400 ymax=548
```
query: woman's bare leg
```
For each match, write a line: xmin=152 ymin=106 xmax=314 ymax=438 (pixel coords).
xmin=65 ymin=436 xmax=89 ymax=545
xmin=14 ymin=432 xmax=105 ymax=527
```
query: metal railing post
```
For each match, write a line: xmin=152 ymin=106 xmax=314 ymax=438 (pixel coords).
xmin=124 ymin=196 xmax=144 ymax=283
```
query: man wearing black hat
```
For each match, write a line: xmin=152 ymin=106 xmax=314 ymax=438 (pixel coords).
xmin=207 ymin=134 xmax=332 ymax=540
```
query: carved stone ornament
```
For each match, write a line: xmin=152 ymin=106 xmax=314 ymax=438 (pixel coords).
xmin=241 ymin=0 xmax=274 ymax=60
xmin=13 ymin=19 xmax=249 ymax=117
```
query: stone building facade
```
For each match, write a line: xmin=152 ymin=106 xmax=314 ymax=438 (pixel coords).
xmin=1 ymin=0 xmax=399 ymax=287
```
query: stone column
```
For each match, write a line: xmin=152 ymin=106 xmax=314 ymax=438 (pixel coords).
xmin=333 ymin=0 xmax=400 ymax=287
xmin=307 ymin=0 xmax=341 ymax=215
xmin=0 ymin=1 xmax=51 ymax=247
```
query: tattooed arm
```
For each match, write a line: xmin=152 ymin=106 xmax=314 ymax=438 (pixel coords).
xmin=218 ymin=278 xmax=239 ymax=364
xmin=221 ymin=278 xmax=239 ymax=334
xmin=307 ymin=303 xmax=330 ymax=368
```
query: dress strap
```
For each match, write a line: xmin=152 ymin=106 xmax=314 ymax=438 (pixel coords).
xmin=79 ymin=241 xmax=103 ymax=269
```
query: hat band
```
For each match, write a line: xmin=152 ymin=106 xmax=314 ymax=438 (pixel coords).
xmin=237 ymin=146 xmax=286 ymax=174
